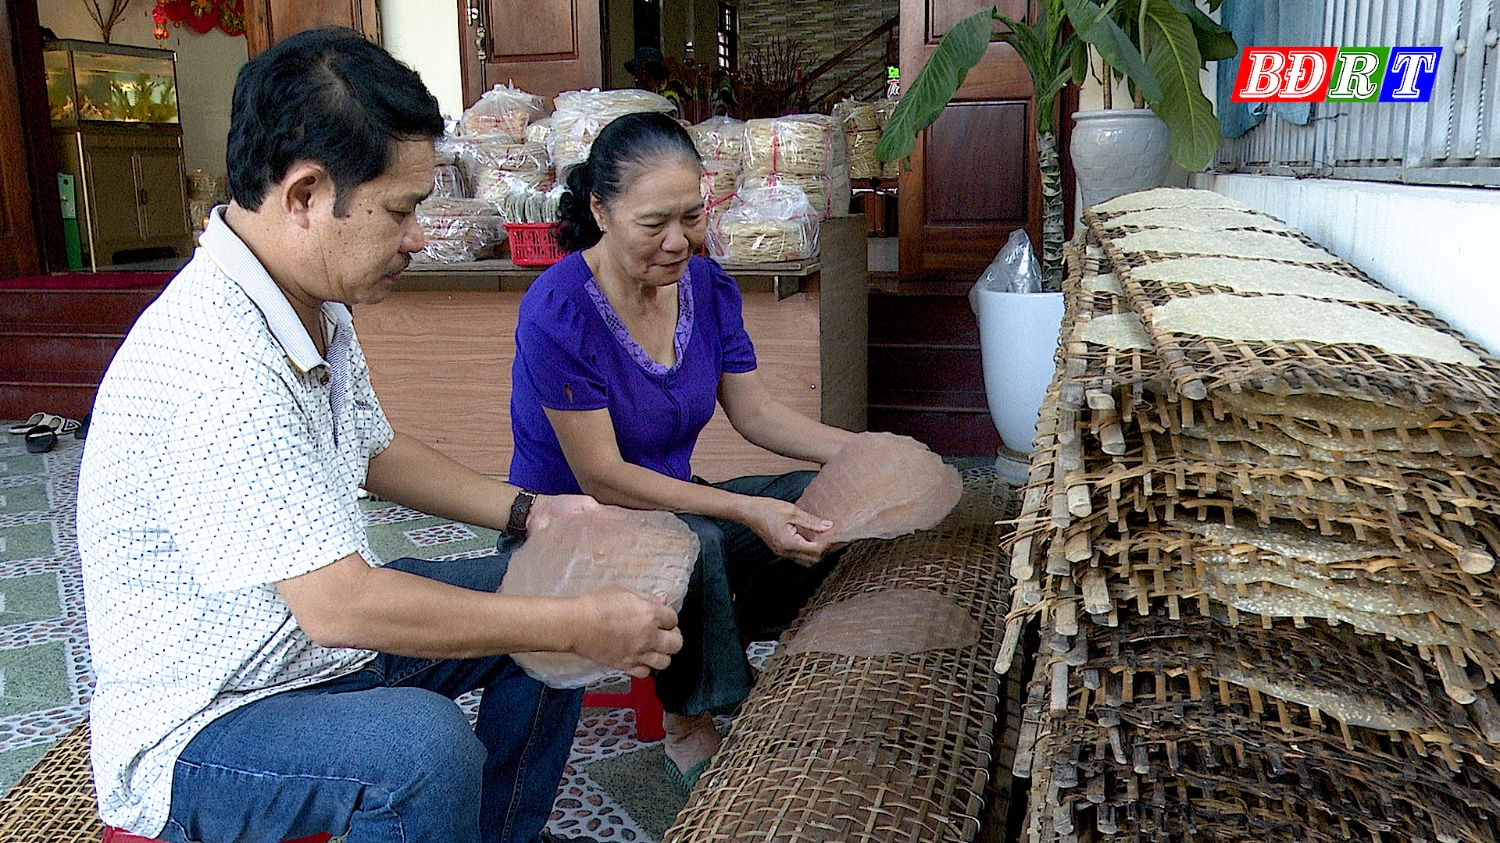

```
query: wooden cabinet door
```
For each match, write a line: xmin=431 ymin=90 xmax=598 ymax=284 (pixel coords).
xmin=137 ymin=147 xmax=190 ymax=241
xmin=244 ymin=0 xmax=381 ymax=58
xmin=898 ymin=0 xmax=1039 ymax=282
xmin=460 ymin=0 xmax=602 ymax=106
xmin=0 ymin=0 xmax=39 ymax=279
xmin=82 ymin=144 xmax=142 ymax=253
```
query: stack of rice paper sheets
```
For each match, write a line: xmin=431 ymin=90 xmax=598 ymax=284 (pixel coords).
xmin=1004 ymin=189 xmax=1500 ymax=842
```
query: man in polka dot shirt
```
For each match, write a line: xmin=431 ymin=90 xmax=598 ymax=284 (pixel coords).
xmin=76 ymin=27 xmax=680 ymax=843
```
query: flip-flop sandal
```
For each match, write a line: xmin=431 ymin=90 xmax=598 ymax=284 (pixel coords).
xmin=25 ymin=428 xmax=57 ymax=454
xmin=8 ymin=413 xmax=49 ymax=435
xmin=8 ymin=414 xmax=80 ymax=437
xmin=663 ymin=755 xmax=711 ymax=799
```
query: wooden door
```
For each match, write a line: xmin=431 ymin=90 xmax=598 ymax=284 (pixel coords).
xmin=244 ymin=0 xmax=381 ymax=58
xmin=898 ymin=0 xmax=1038 ymax=282
xmin=460 ymin=0 xmax=603 ymax=106
xmin=0 ymin=0 xmax=39 ymax=280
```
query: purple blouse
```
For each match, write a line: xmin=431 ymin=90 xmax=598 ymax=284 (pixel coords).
xmin=508 ymin=252 xmax=758 ymax=494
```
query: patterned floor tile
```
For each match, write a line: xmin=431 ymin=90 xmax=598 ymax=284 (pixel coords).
xmin=0 ymin=573 xmax=62 ymax=626
xmin=0 ymin=523 xmax=55 ymax=563
xmin=0 ymin=641 xmax=73 ymax=717
xmin=404 ymin=522 xmax=480 ymax=547
xmin=0 ymin=485 xmax=49 ymax=516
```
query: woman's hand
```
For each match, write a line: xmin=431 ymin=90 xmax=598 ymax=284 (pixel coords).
xmin=569 ymin=588 xmax=683 ymax=677
xmin=741 ymin=497 xmax=835 ymax=566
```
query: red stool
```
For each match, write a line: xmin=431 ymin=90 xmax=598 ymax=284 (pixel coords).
xmin=582 ymin=675 xmax=664 ymax=742
xmin=103 ymin=829 xmax=331 ymax=843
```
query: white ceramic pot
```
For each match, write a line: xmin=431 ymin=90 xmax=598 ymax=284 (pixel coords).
xmin=1070 ymin=109 xmax=1172 ymax=211
xmin=970 ymin=287 xmax=1065 ymax=454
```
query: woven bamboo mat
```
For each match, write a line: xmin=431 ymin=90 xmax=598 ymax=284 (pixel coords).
xmin=664 ymin=470 xmax=1018 ymax=843
xmin=1084 ymin=193 xmax=1500 ymax=415
xmin=1006 ymin=214 xmax=1500 ymax=842
xmin=0 ymin=720 xmax=102 ymax=843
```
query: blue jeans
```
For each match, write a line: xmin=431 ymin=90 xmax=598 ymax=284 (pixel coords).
xmin=653 ymin=472 xmax=841 ymax=716
xmin=159 ymin=551 xmax=583 ymax=843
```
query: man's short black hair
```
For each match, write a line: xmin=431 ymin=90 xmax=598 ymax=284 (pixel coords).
xmin=226 ymin=27 xmax=444 ymax=217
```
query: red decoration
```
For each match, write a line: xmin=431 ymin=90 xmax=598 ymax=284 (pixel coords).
xmin=153 ymin=0 xmax=245 ymax=39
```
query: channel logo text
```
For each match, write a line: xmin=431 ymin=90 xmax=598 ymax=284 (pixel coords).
xmin=1231 ymin=47 xmax=1442 ymax=103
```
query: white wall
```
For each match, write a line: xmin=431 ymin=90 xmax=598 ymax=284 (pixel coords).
xmin=1194 ymin=173 xmax=1500 ymax=356
xmin=39 ymin=2 xmax=246 ymax=176
xmin=379 ymin=0 xmax=464 ymax=119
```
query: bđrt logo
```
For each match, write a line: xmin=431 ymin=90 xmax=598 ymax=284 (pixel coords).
xmin=1231 ymin=47 xmax=1443 ymax=103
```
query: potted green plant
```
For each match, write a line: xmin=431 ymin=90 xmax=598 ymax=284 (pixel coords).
xmin=874 ymin=1 xmax=1234 ymax=458
xmin=877 ymin=0 xmax=1237 ymax=284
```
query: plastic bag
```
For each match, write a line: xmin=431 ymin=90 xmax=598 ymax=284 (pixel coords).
xmin=460 ymin=83 xmax=547 ymax=139
xmin=413 ymin=198 xmax=506 ymax=264
xmin=741 ymin=114 xmax=846 ymax=177
xmin=688 ymin=116 xmax=746 ymax=163
xmin=707 ymin=184 xmax=820 ymax=262
xmin=458 ymin=138 xmax=551 ymax=205
xmin=973 ymin=228 xmax=1043 ymax=295
xmin=700 ymin=159 xmax=738 ymax=216
xmin=490 ymin=179 xmax=566 ymax=224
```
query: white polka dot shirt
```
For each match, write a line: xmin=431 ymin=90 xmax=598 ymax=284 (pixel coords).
xmin=77 ymin=207 xmax=394 ymax=836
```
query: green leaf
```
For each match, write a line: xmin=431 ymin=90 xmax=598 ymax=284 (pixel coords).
xmin=875 ymin=6 xmax=994 ymax=163
xmin=1141 ymin=0 xmax=1220 ymax=170
xmin=1062 ymin=0 xmax=1163 ymax=104
xmin=1163 ymin=0 xmax=1238 ymax=61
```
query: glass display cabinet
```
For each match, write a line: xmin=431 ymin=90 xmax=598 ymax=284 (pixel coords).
xmin=46 ymin=40 xmax=191 ymax=269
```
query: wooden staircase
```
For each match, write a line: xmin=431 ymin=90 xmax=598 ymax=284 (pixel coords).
xmin=0 ymin=287 xmax=164 ymax=420
xmin=866 ymin=281 xmax=1000 ymax=457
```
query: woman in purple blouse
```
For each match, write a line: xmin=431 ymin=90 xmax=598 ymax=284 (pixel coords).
xmin=508 ymin=112 xmax=857 ymax=794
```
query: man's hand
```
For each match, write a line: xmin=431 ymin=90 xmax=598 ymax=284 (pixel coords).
xmin=570 ymin=587 xmax=682 ymax=677
xmin=527 ymin=493 xmax=600 ymax=534
xmin=741 ymin=497 xmax=834 ymax=566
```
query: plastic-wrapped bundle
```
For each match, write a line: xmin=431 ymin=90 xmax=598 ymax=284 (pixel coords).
xmin=742 ymin=114 xmax=846 ymax=177
xmin=491 ymin=179 xmax=566 ymax=224
xmin=545 ymin=112 xmax=605 ymax=171
xmin=874 ymin=100 xmax=901 ymax=178
xmin=499 ymin=506 xmax=699 ymax=688
xmin=846 ymin=129 xmax=882 ymax=179
xmin=547 ymin=88 xmax=676 ymax=169
xmin=459 ymin=140 xmax=551 ymax=205
xmin=413 ymin=198 xmax=506 ymax=264
xmin=700 ymin=159 xmax=739 ymax=216
xmin=688 ymin=115 xmax=746 ymax=164
xmin=524 ymin=117 xmax=552 ymax=147
xmin=708 ymin=184 xmax=820 ymax=263
xmin=832 ymin=99 xmax=881 ymax=133
xmin=460 ymin=82 xmax=547 ymax=139
xmin=739 ymin=172 xmax=849 ymax=220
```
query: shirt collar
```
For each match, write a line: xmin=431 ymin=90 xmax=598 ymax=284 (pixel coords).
xmin=198 ymin=205 xmax=352 ymax=375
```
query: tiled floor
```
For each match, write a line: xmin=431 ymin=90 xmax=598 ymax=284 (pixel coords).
xmin=0 ymin=430 xmax=698 ymax=841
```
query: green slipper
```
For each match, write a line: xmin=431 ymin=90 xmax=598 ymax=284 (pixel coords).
xmin=664 ymin=755 xmax=712 ymax=799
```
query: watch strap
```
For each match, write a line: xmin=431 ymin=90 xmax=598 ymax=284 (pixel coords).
xmin=506 ymin=489 xmax=538 ymax=540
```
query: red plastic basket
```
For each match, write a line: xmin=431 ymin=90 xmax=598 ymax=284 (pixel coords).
xmin=504 ymin=222 xmax=568 ymax=267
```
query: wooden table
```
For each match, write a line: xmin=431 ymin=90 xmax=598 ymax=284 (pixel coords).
xmin=355 ymin=215 xmax=868 ymax=479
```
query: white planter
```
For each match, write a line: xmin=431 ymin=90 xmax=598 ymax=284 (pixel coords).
xmin=1070 ymin=109 xmax=1172 ymax=211
xmin=970 ymin=287 xmax=1065 ymax=454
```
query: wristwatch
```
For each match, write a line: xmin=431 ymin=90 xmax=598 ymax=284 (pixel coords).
xmin=506 ymin=489 xmax=538 ymax=540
